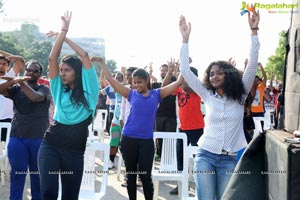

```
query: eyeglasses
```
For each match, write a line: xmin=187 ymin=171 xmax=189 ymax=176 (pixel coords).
xmin=25 ymin=68 xmax=40 ymax=73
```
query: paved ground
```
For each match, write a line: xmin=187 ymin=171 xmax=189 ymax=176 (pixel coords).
xmin=0 ymin=133 xmax=196 ymax=200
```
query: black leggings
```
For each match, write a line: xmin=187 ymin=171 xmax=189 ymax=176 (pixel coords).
xmin=120 ymin=135 xmax=155 ymax=200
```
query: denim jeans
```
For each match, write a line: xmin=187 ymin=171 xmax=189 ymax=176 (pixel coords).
xmin=194 ymin=148 xmax=238 ymax=200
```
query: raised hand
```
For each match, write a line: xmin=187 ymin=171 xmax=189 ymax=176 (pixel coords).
xmin=248 ymin=6 xmax=260 ymax=29
xmin=149 ymin=62 xmax=153 ymax=74
xmin=61 ymin=11 xmax=72 ymax=31
xmin=46 ymin=31 xmax=59 ymax=38
xmin=228 ymin=57 xmax=236 ymax=67
xmin=90 ymin=56 xmax=105 ymax=65
xmin=7 ymin=55 xmax=25 ymax=63
xmin=167 ymin=57 xmax=177 ymax=74
xmin=179 ymin=15 xmax=191 ymax=43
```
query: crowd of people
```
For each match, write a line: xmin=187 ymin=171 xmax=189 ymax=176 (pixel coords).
xmin=0 ymin=7 xmax=286 ymax=200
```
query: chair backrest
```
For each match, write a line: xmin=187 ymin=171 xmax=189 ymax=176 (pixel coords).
xmin=80 ymin=141 xmax=109 ymax=193
xmin=87 ymin=124 xmax=93 ymax=138
xmin=93 ymin=109 xmax=108 ymax=131
xmin=0 ymin=122 xmax=12 ymax=156
xmin=153 ymin=132 xmax=187 ymax=172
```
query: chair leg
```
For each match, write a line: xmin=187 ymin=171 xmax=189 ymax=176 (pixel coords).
xmin=178 ymin=180 xmax=189 ymax=200
xmin=117 ymin=153 xmax=123 ymax=180
xmin=153 ymin=180 xmax=159 ymax=200
xmin=178 ymin=181 xmax=182 ymax=200
xmin=1 ymin=162 xmax=5 ymax=186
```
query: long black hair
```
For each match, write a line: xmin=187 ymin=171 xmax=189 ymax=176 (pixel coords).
xmin=203 ymin=61 xmax=246 ymax=104
xmin=61 ymin=55 xmax=89 ymax=109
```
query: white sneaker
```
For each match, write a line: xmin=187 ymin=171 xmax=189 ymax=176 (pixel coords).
xmin=108 ymin=160 xmax=115 ymax=169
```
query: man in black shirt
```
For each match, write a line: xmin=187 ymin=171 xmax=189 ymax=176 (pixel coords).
xmin=0 ymin=60 xmax=50 ymax=200
xmin=152 ymin=64 xmax=177 ymax=158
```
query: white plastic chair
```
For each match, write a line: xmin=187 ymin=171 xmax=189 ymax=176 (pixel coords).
xmin=186 ymin=145 xmax=198 ymax=199
xmin=116 ymin=149 xmax=124 ymax=180
xmin=79 ymin=141 xmax=109 ymax=200
xmin=92 ymin=109 xmax=108 ymax=143
xmin=0 ymin=122 xmax=11 ymax=186
xmin=253 ymin=117 xmax=265 ymax=138
xmin=58 ymin=141 xmax=109 ymax=200
xmin=264 ymin=109 xmax=275 ymax=130
xmin=152 ymin=132 xmax=189 ymax=200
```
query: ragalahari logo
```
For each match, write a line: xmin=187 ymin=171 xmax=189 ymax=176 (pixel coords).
xmin=240 ymin=2 xmax=255 ymax=15
xmin=240 ymin=1 xmax=299 ymax=15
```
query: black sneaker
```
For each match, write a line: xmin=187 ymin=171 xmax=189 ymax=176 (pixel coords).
xmin=169 ymin=186 xmax=178 ymax=195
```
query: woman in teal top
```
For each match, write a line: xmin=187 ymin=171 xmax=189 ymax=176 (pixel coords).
xmin=37 ymin=11 xmax=99 ymax=200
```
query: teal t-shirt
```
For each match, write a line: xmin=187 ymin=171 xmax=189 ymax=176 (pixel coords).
xmin=50 ymin=65 xmax=99 ymax=125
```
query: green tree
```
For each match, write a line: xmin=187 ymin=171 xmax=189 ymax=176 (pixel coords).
xmin=0 ymin=33 xmax=24 ymax=55
xmin=264 ymin=31 xmax=287 ymax=81
xmin=26 ymin=40 xmax=52 ymax=75
xmin=92 ymin=59 xmax=117 ymax=78
xmin=12 ymin=23 xmax=40 ymax=48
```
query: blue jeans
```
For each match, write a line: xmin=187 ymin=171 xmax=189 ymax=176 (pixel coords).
xmin=8 ymin=137 xmax=42 ymax=200
xmin=38 ymin=140 xmax=84 ymax=200
xmin=194 ymin=149 xmax=238 ymax=200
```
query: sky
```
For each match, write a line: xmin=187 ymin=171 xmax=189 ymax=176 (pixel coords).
xmin=0 ymin=0 xmax=294 ymax=77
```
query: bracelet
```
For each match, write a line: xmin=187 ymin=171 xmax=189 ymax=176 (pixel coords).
xmin=250 ymin=27 xmax=259 ymax=30
xmin=61 ymin=28 xmax=68 ymax=32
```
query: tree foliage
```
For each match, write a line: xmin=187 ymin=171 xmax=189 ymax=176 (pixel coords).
xmin=264 ymin=31 xmax=287 ymax=81
xmin=0 ymin=33 xmax=24 ymax=55
xmin=0 ymin=0 xmax=3 ymax=13
xmin=0 ymin=23 xmax=53 ymax=75
xmin=1 ymin=22 xmax=111 ymax=77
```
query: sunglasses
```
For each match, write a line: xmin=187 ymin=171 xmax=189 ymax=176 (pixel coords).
xmin=25 ymin=68 xmax=40 ymax=73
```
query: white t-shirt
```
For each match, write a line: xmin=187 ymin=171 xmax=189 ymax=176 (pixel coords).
xmin=0 ymin=70 xmax=16 ymax=119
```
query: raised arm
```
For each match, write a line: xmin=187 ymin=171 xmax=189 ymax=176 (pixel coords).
xmin=160 ymin=74 xmax=183 ymax=99
xmin=64 ymin=37 xmax=92 ymax=69
xmin=241 ymin=7 xmax=260 ymax=94
xmin=161 ymin=58 xmax=176 ymax=87
xmin=258 ymin=63 xmax=267 ymax=86
xmin=7 ymin=55 xmax=25 ymax=76
xmin=98 ymin=63 xmax=107 ymax=88
xmin=179 ymin=15 xmax=207 ymax=100
xmin=48 ymin=11 xmax=71 ymax=79
xmin=91 ymin=56 xmax=130 ymax=98
xmin=0 ymin=50 xmax=25 ymax=75
xmin=145 ymin=64 xmax=158 ymax=84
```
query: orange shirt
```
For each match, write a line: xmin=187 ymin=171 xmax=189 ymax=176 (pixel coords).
xmin=251 ymin=83 xmax=266 ymax=113
xmin=176 ymin=87 xmax=205 ymax=130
